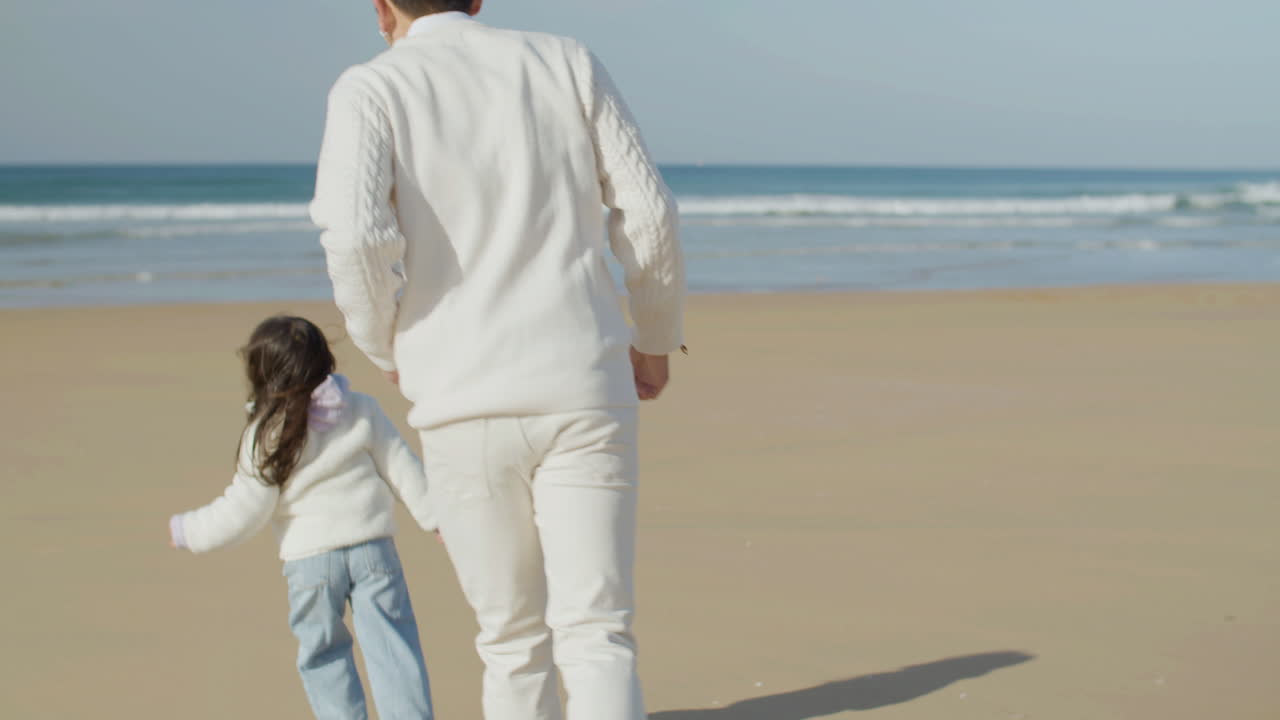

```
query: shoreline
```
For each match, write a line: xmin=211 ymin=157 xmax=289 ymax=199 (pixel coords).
xmin=3 ymin=279 xmax=1279 ymax=313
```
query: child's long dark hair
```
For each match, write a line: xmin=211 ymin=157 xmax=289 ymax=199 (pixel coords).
xmin=238 ymin=316 xmax=336 ymax=487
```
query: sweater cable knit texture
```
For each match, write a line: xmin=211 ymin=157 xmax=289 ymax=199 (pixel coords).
xmin=311 ymin=18 xmax=685 ymax=429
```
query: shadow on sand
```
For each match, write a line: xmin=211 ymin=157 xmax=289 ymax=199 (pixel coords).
xmin=649 ymin=650 xmax=1035 ymax=719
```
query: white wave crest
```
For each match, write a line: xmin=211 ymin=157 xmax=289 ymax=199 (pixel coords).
xmin=2 ymin=180 xmax=1276 ymax=226
xmin=1179 ymin=182 xmax=1280 ymax=210
xmin=678 ymin=181 xmax=1280 ymax=218
xmin=677 ymin=193 xmax=1180 ymax=217
xmin=1236 ymin=181 xmax=1280 ymax=205
xmin=684 ymin=236 xmax=1280 ymax=260
xmin=121 ymin=221 xmax=318 ymax=238
xmin=690 ymin=216 xmax=1118 ymax=229
xmin=0 ymin=203 xmax=311 ymax=223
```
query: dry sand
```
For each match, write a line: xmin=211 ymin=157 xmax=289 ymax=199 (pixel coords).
xmin=1 ymin=284 xmax=1276 ymax=719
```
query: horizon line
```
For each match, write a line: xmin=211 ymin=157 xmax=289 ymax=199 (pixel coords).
xmin=2 ymin=161 xmax=1279 ymax=174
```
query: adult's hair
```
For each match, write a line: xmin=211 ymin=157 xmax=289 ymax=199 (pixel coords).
xmin=391 ymin=0 xmax=472 ymax=17
xmin=238 ymin=315 xmax=336 ymax=488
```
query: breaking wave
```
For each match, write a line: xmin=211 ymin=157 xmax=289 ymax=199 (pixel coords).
xmin=677 ymin=181 xmax=1280 ymax=218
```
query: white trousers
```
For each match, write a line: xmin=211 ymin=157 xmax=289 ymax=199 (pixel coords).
xmin=419 ymin=408 xmax=644 ymax=720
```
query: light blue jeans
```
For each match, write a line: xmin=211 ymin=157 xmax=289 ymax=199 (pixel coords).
xmin=282 ymin=537 xmax=433 ymax=720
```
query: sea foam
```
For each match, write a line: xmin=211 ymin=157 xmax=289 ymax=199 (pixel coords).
xmin=2 ymin=182 xmax=1277 ymax=225
xmin=0 ymin=203 xmax=310 ymax=223
xmin=677 ymin=182 xmax=1280 ymax=218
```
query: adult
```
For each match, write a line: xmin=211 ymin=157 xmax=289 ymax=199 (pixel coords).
xmin=310 ymin=1 xmax=685 ymax=719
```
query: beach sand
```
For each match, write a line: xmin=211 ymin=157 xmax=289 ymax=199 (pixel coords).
xmin=1 ymin=284 xmax=1277 ymax=719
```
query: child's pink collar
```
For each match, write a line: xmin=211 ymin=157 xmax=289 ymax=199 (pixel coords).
xmin=309 ymin=374 xmax=349 ymax=432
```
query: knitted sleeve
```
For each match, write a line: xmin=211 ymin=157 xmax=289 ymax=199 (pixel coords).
xmin=174 ymin=436 xmax=279 ymax=553
xmin=365 ymin=396 xmax=437 ymax=533
xmin=579 ymin=47 xmax=686 ymax=355
xmin=310 ymin=66 xmax=405 ymax=372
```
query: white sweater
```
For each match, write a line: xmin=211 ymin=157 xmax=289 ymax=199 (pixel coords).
xmin=175 ymin=385 xmax=435 ymax=562
xmin=311 ymin=14 xmax=685 ymax=430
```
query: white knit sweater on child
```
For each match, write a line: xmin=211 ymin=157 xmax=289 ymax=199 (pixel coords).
xmin=173 ymin=376 xmax=434 ymax=561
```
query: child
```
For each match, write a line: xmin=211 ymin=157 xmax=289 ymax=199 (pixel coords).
xmin=169 ymin=315 xmax=436 ymax=720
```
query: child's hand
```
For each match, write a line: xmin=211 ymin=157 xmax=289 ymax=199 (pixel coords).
xmin=168 ymin=515 xmax=186 ymax=550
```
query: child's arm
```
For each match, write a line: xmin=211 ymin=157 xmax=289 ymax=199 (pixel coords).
xmin=170 ymin=441 xmax=280 ymax=553
xmin=367 ymin=399 xmax=437 ymax=533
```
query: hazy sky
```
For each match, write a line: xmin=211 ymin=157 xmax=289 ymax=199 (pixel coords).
xmin=2 ymin=0 xmax=1277 ymax=167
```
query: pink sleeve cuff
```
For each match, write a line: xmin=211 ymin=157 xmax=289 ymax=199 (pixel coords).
xmin=169 ymin=514 xmax=188 ymax=550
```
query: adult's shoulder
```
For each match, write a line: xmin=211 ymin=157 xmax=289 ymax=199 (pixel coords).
xmin=473 ymin=24 xmax=593 ymax=61
xmin=325 ymin=59 xmax=397 ymax=107
xmin=519 ymin=27 xmax=588 ymax=50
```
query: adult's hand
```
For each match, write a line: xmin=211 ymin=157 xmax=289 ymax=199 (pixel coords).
xmin=630 ymin=347 xmax=669 ymax=401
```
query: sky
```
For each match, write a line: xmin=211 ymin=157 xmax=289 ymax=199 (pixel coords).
xmin=1 ymin=0 xmax=1277 ymax=167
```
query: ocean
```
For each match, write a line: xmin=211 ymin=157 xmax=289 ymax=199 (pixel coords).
xmin=1 ymin=164 xmax=1278 ymax=307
